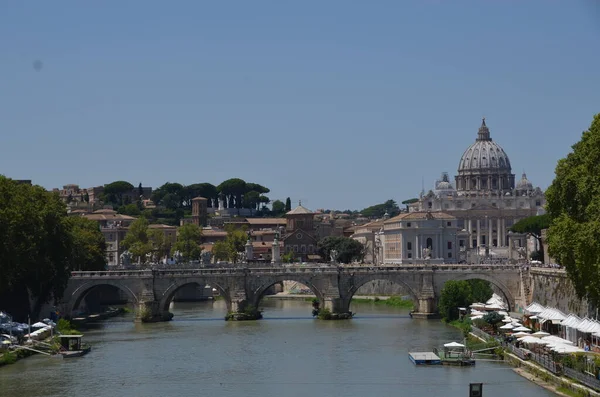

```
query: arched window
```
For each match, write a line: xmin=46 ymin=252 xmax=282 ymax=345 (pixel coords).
xmin=426 ymin=238 xmax=433 ymax=249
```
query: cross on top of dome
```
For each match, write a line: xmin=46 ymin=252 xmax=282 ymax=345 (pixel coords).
xmin=477 ymin=117 xmax=491 ymax=141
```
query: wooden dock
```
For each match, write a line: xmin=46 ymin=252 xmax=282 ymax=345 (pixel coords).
xmin=408 ymin=352 xmax=442 ymax=365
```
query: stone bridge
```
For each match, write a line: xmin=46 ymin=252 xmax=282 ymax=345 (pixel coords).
xmin=60 ymin=264 xmax=527 ymax=322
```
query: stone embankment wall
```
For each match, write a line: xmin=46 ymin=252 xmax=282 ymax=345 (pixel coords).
xmin=529 ymin=268 xmax=592 ymax=317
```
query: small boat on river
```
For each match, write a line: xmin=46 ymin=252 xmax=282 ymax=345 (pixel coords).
xmin=57 ymin=335 xmax=91 ymax=358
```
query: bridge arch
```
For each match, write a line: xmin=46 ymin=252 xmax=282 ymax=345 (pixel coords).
xmin=343 ymin=273 xmax=420 ymax=310
xmin=159 ymin=279 xmax=228 ymax=312
xmin=68 ymin=281 xmax=139 ymax=317
xmin=250 ymin=275 xmax=324 ymax=308
xmin=448 ymin=273 xmax=516 ymax=312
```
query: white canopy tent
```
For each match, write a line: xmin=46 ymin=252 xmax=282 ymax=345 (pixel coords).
xmin=524 ymin=302 xmax=546 ymax=315
xmin=444 ymin=342 xmax=465 ymax=348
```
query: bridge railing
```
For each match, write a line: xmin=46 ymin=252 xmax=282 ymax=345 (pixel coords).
xmin=71 ymin=263 xmax=523 ymax=278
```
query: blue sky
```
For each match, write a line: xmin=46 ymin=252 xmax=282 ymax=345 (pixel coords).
xmin=1 ymin=1 xmax=599 ymax=210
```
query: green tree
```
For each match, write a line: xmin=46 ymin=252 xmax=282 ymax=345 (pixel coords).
xmin=360 ymin=199 xmax=400 ymax=218
xmin=212 ymin=240 xmax=231 ymax=262
xmin=281 ymin=251 xmax=295 ymax=263
xmin=151 ymin=182 xmax=184 ymax=210
xmin=317 ymin=236 xmax=364 ymax=263
xmin=511 ymin=214 xmax=551 ymax=262
xmin=217 ymin=178 xmax=247 ymax=210
xmin=211 ymin=225 xmax=249 ymax=262
xmin=67 ymin=216 xmax=107 ymax=271
xmin=118 ymin=203 xmax=142 ymax=216
xmin=0 ymin=177 xmax=103 ymax=320
xmin=438 ymin=280 xmax=473 ymax=321
xmin=171 ymin=224 xmax=203 ymax=261
xmin=83 ymin=192 xmax=89 ymax=203
xmin=285 ymin=197 xmax=292 ymax=212
xmin=103 ymin=181 xmax=134 ymax=206
xmin=272 ymin=200 xmax=285 ymax=215
xmin=121 ymin=217 xmax=153 ymax=263
xmin=483 ymin=311 xmax=504 ymax=331
xmin=467 ymin=279 xmax=493 ymax=303
xmin=546 ymin=114 xmax=600 ymax=307
xmin=401 ymin=198 xmax=419 ymax=211
xmin=184 ymin=183 xmax=218 ymax=208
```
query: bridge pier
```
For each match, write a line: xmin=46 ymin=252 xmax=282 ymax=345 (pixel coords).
xmin=135 ymin=300 xmax=173 ymax=323
xmin=225 ymin=289 xmax=263 ymax=321
xmin=320 ymin=296 xmax=353 ymax=320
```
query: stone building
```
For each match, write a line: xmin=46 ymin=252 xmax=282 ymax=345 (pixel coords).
xmin=382 ymin=211 xmax=463 ymax=264
xmin=82 ymin=209 xmax=136 ymax=267
xmin=412 ymin=118 xmax=545 ymax=261
xmin=283 ymin=203 xmax=319 ymax=262
xmin=191 ymin=196 xmax=208 ymax=227
xmin=351 ymin=219 xmax=385 ymax=264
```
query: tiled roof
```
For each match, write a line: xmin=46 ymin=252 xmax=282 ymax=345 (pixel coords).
xmin=384 ymin=211 xmax=455 ymax=223
xmin=148 ymin=224 xmax=176 ymax=230
xmin=83 ymin=212 xmax=136 ymax=221
xmin=286 ymin=205 xmax=313 ymax=215
xmin=246 ymin=218 xmax=286 ymax=225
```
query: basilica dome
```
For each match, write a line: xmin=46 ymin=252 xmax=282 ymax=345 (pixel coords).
xmin=516 ymin=173 xmax=533 ymax=191
xmin=458 ymin=119 xmax=512 ymax=173
xmin=455 ymin=119 xmax=515 ymax=192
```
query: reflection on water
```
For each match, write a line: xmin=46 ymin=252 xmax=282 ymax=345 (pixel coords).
xmin=0 ymin=299 xmax=554 ymax=397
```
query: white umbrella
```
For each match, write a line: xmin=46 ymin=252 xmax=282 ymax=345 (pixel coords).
xmin=513 ymin=326 xmax=531 ymax=332
xmin=518 ymin=336 xmax=550 ymax=345
xmin=500 ymin=323 xmax=514 ymax=330
xmin=31 ymin=322 xmax=47 ymax=328
xmin=444 ymin=341 xmax=465 ymax=348
xmin=542 ymin=336 xmax=574 ymax=345
xmin=512 ymin=331 xmax=531 ymax=338
xmin=470 ymin=315 xmax=483 ymax=320
xmin=531 ymin=331 xmax=550 ymax=338
xmin=498 ymin=311 xmax=508 ymax=316
xmin=502 ymin=317 xmax=513 ymax=323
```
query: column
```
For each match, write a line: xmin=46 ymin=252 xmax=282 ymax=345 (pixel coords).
xmin=437 ymin=233 xmax=442 ymax=259
xmin=415 ymin=235 xmax=419 ymax=259
xmin=468 ymin=219 xmax=473 ymax=248
xmin=488 ymin=218 xmax=493 ymax=247
xmin=476 ymin=219 xmax=481 ymax=248
xmin=496 ymin=218 xmax=501 ymax=247
xmin=502 ymin=218 xmax=506 ymax=247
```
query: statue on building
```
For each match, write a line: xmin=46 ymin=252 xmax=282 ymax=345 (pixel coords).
xmin=173 ymin=250 xmax=183 ymax=263
xmin=422 ymin=247 xmax=432 ymax=259
xmin=517 ymin=246 xmax=527 ymax=259
xmin=201 ymin=251 xmax=211 ymax=265
xmin=330 ymin=249 xmax=338 ymax=263
xmin=120 ymin=250 xmax=131 ymax=266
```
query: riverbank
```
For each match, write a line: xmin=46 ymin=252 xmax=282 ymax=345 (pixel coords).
xmin=445 ymin=319 xmax=600 ymax=397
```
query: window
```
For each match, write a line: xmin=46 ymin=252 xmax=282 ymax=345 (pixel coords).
xmin=471 ymin=203 xmax=476 ymax=208
xmin=447 ymin=241 xmax=452 ymax=249
xmin=308 ymin=245 xmax=314 ymax=253
xmin=492 ymin=202 xmax=497 ymax=207
xmin=535 ymin=200 xmax=541 ymax=206
xmin=407 ymin=242 xmax=412 ymax=250
xmin=459 ymin=239 xmax=464 ymax=247
xmin=448 ymin=252 xmax=452 ymax=258
xmin=426 ymin=237 xmax=433 ymax=249
xmin=428 ymin=202 xmax=432 ymax=209
xmin=444 ymin=203 xmax=449 ymax=209
xmin=301 ymin=245 xmax=306 ymax=253
xmin=407 ymin=222 xmax=411 ymax=227
xmin=456 ymin=201 xmax=462 ymax=208
xmin=447 ymin=221 xmax=451 ymax=226
xmin=407 ymin=252 xmax=412 ymax=259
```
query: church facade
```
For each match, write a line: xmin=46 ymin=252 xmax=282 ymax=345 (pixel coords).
xmin=411 ymin=118 xmax=545 ymax=260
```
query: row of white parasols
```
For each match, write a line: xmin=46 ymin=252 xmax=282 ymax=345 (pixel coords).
xmin=499 ymin=319 xmax=585 ymax=353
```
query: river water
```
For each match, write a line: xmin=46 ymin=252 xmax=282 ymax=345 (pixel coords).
xmin=0 ymin=299 xmax=554 ymax=397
